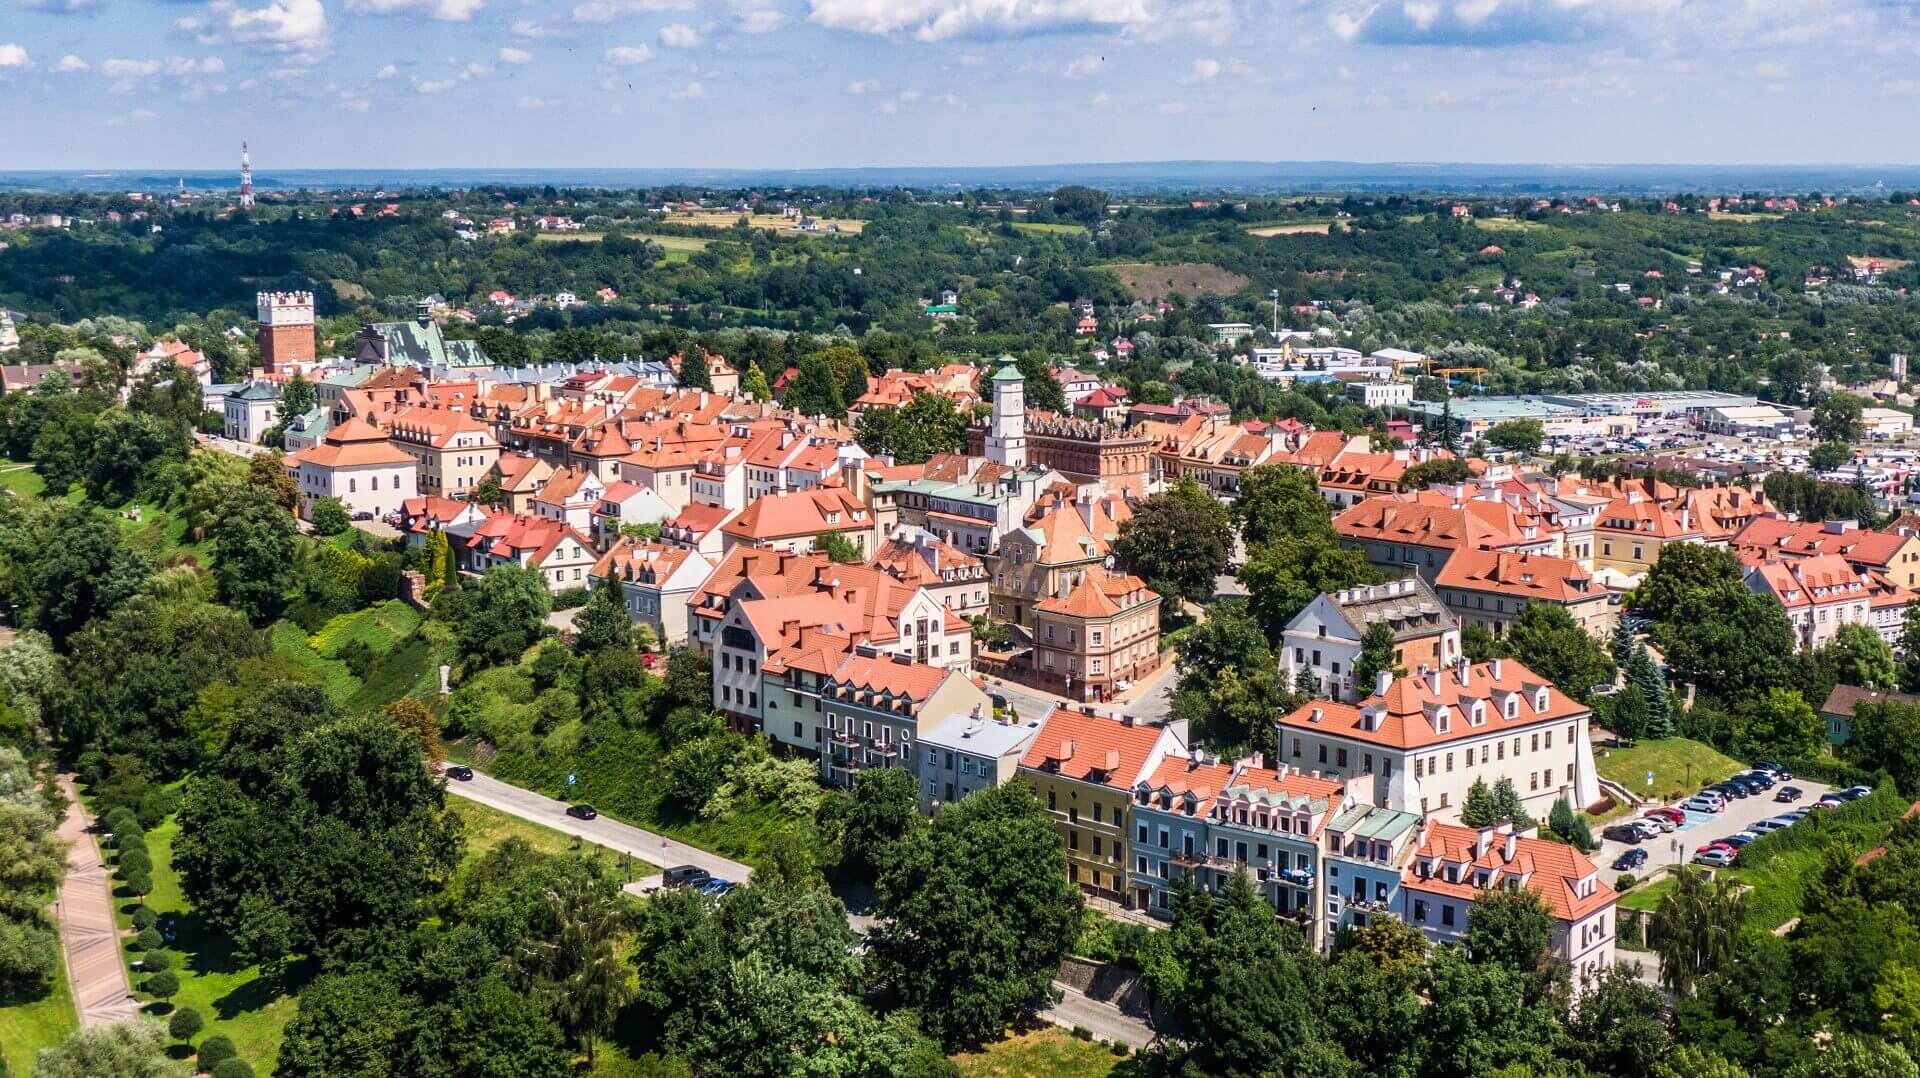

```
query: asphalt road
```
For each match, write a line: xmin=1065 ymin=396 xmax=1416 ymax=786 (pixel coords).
xmin=1593 ymin=777 xmax=1832 ymax=886
xmin=1043 ymin=986 xmax=1153 ymax=1049
xmin=442 ymin=766 xmax=753 ymax=886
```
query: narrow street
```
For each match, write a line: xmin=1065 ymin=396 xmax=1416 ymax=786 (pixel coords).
xmin=52 ymin=776 xmax=140 ymax=1028
xmin=441 ymin=767 xmax=753 ymax=887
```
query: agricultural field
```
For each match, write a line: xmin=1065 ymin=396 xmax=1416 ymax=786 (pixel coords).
xmin=1104 ymin=261 xmax=1252 ymax=301
xmin=1246 ymin=221 xmax=1333 ymax=236
xmin=659 ymin=211 xmax=864 ymax=234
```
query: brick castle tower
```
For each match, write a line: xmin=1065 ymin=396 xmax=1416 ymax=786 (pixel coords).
xmin=256 ymin=291 xmax=315 ymax=373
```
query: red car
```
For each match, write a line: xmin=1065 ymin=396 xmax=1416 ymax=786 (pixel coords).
xmin=1696 ymin=840 xmax=1735 ymax=856
xmin=1645 ymin=806 xmax=1686 ymax=824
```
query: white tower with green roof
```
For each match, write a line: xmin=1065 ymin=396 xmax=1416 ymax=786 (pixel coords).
xmin=986 ymin=356 xmax=1027 ymax=467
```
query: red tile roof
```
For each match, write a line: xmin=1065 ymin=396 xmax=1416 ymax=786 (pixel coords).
xmin=1278 ymin=658 xmax=1585 ymax=751
xmin=1020 ymin=709 xmax=1179 ymax=789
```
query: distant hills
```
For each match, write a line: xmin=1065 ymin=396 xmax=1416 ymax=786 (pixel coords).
xmin=7 ymin=160 xmax=1920 ymax=197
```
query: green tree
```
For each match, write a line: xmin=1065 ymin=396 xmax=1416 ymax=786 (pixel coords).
xmin=739 ymin=361 xmax=771 ymax=401
xmin=1464 ymin=885 xmax=1555 ymax=974
xmin=84 ymin=408 xmax=190 ymax=506
xmin=1827 ymin=622 xmax=1897 ymax=690
xmin=471 ymin=472 xmax=504 ymax=508
xmin=1399 ymin=457 xmax=1474 ymax=489
xmin=208 ymin=484 xmax=300 ymax=625
xmin=1351 ymin=621 xmax=1402 ymax=694
xmin=31 ymin=1021 xmax=176 ymax=1078
xmin=275 ymin=971 xmax=410 ymax=1078
xmin=1813 ymin=392 xmax=1865 ymax=444
xmin=1486 ymin=418 xmax=1545 ymax=456
xmin=839 ymin=766 xmax=924 ymax=884
xmin=168 ymin=1006 xmax=204 ymax=1044
xmin=854 ymin=392 xmax=970 ymax=464
xmin=1809 ymin=440 xmax=1852 ymax=472
xmin=1648 ymin=867 xmax=1746 ymax=997
xmin=679 ymin=349 xmax=713 ymax=391
xmin=1659 ymin=583 xmax=1797 ymax=705
xmin=309 ymin=496 xmax=351 ymax=536
xmin=1503 ymin=602 xmax=1615 ymax=704
xmin=1461 ymin=777 xmax=1500 ymax=827
xmin=815 ymin=531 xmax=864 ymax=564
xmin=1632 ymin=542 xmax=1745 ymax=625
xmin=1112 ymin=479 xmax=1232 ymax=607
xmin=781 ymin=354 xmax=846 ymax=418
xmin=570 ymin=581 xmax=633 ymax=654
xmin=1566 ymin=963 xmax=1672 ymax=1078
xmin=1846 ymin=699 xmax=1920 ymax=793
xmin=511 ymin=873 xmax=629 ymax=1067
xmin=1784 ymin=1035 xmax=1920 ymax=1078
xmin=1733 ymin=687 xmax=1825 ymax=761
xmin=1420 ymin=947 xmax=1569 ymax=1078
xmin=1231 ymin=463 xmax=1333 ymax=548
xmin=1238 ymin=533 xmax=1381 ymax=639
xmin=447 ymin=564 xmax=553 ymax=667
xmin=874 ymin=782 xmax=1081 ymax=1048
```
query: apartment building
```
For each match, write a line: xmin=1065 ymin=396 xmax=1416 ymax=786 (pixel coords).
xmin=1434 ymin=550 xmax=1616 ymax=640
xmin=1018 ymin=710 xmax=1188 ymax=907
xmin=1281 ymin=578 xmax=1460 ymax=702
xmin=587 ymin=538 xmax=716 ymax=645
xmin=385 ymin=404 xmax=500 ymax=498
xmin=916 ymin=711 xmax=1044 ymax=813
xmin=1128 ymin=756 xmax=1237 ymax=916
xmin=813 ymin=651 xmax=991 ymax=788
xmin=1320 ymin=801 xmax=1422 ymax=939
xmin=1028 ymin=568 xmax=1162 ymax=703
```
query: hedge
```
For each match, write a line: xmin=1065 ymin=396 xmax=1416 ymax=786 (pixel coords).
xmin=1738 ymin=783 xmax=1909 ymax=870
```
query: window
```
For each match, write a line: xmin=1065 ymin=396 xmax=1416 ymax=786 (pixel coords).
xmin=1318 ymin=745 xmax=1328 ymax=764
xmin=1441 ymin=905 xmax=1455 ymax=927
xmin=1137 ymin=823 xmax=1148 ymax=843
xmin=1413 ymin=900 xmax=1428 ymax=922
xmin=1336 ymin=748 xmax=1348 ymax=768
xmin=1445 ymin=753 xmax=1454 ymax=773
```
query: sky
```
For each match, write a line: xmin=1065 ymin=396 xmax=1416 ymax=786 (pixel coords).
xmin=5 ymin=0 xmax=1920 ymax=171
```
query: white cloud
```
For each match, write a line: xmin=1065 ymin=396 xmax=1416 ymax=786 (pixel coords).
xmin=0 ymin=45 xmax=27 ymax=69
xmin=807 ymin=0 xmax=1215 ymax=42
xmin=516 ymin=95 xmax=550 ymax=109
xmin=461 ymin=62 xmax=490 ymax=78
xmin=1191 ymin=57 xmax=1220 ymax=80
xmin=55 ymin=54 xmax=89 ymax=72
xmin=660 ymin=22 xmax=702 ymax=47
xmin=376 ymin=63 xmax=399 ymax=78
xmin=345 ymin=0 xmax=483 ymax=20
xmin=413 ymin=77 xmax=455 ymax=92
xmin=1090 ymin=91 xmax=1111 ymax=106
xmin=1883 ymin=78 xmax=1920 ymax=97
xmin=573 ymin=0 xmax=693 ymax=23
xmin=512 ymin=20 xmax=556 ymax=37
xmin=499 ymin=47 xmax=533 ymax=63
xmin=733 ymin=1 xmax=785 ymax=33
xmin=106 ymin=108 xmax=160 ymax=128
xmin=1753 ymin=61 xmax=1788 ymax=80
xmin=216 ymin=0 xmax=331 ymax=53
xmin=672 ymin=80 xmax=705 ymax=98
xmin=1063 ymin=54 xmax=1104 ymax=78
xmin=846 ymin=79 xmax=880 ymax=93
xmin=22 ymin=0 xmax=99 ymax=12
xmin=603 ymin=44 xmax=656 ymax=64
xmin=1403 ymin=0 xmax=1441 ymax=31
xmin=102 ymin=58 xmax=164 ymax=77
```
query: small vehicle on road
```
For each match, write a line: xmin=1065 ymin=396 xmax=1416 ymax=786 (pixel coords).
xmin=663 ymin=865 xmax=711 ymax=889
xmin=565 ymin=804 xmax=598 ymax=821
xmin=697 ymin=878 xmax=734 ymax=899
xmin=445 ymin=764 xmax=474 ymax=781
xmin=1612 ymin=848 xmax=1649 ymax=871
xmin=1639 ymin=814 xmax=1677 ymax=833
xmin=1775 ymin=785 xmax=1803 ymax=803
xmin=1681 ymin=796 xmax=1724 ymax=814
xmin=1693 ymin=848 xmax=1737 ymax=868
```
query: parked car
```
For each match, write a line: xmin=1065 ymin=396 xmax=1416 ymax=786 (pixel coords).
xmin=1605 ymin=823 xmax=1647 ymax=844
xmin=1612 ymin=848 xmax=1649 ymax=871
xmin=1639 ymin=814 xmax=1677 ymax=833
xmin=1840 ymin=785 xmax=1875 ymax=801
xmin=444 ymin=764 xmax=473 ymax=781
xmin=1708 ymin=782 xmax=1749 ymax=800
xmin=1645 ymin=806 xmax=1687 ymax=824
xmin=663 ymin=865 xmax=711 ymax=889
xmin=565 ymin=804 xmax=598 ymax=820
xmin=1734 ymin=772 xmax=1774 ymax=791
xmin=1694 ymin=848 xmax=1737 ymax=867
xmin=1775 ymin=785 xmax=1804 ymax=803
xmin=1785 ymin=808 xmax=1813 ymax=821
xmin=1750 ymin=817 xmax=1791 ymax=835
xmin=1754 ymin=760 xmax=1794 ymax=780
xmin=1682 ymin=796 xmax=1725 ymax=814
xmin=697 ymin=878 xmax=734 ymax=898
xmin=1721 ymin=832 xmax=1760 ymax=848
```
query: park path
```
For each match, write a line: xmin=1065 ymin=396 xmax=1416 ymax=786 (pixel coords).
xmin=52 ymin=775 xmax=140 ymax=1027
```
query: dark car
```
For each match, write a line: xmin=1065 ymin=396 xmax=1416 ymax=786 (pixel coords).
xmin=565 ymin=804 xmax=598 ymax=820
xmin=1709 ymin=783 xmax=1748 ymax=800
xmin=445 ymin=764 xmax=474 ymax=781
xmin=663 ymin=865 xmax=711 ymax=889
xmin=1754 ymin=760 xmax=1794 ymax=781
xmin=1604 ymin=824 xmax=1645 ymax=844
xmin=1612 ymin=848 xmax=1648 ymax=872
xmin=1775 ymin=785 xmax=1804 ymax=802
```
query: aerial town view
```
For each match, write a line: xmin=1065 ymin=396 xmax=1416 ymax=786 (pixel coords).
xmin=9 ymin=2 xmax=1920 ymax=1076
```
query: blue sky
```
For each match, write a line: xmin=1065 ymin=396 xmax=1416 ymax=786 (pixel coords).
xmin=4 ymin=0 xmax=1920 ymax=170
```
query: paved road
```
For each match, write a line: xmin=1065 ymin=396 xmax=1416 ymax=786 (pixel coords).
xmin=442 ymin=768 xmax=752 ymax=884
xmin=52 ymin=776 xmax=140 ymax=1028
xmin=1593 ymin=777 xmax=1832 ymax=886
xmin=1042 ymin=985 xmax=1153 ymax=1049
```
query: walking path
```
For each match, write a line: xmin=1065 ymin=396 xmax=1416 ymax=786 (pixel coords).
xmin=52 ymin=776 xmax=140 ymax=1027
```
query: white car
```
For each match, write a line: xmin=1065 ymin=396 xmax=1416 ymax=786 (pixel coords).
xmin=1638 ymin=814 xmax=1677 ymax=833
xmin=1681 ymin=796 xmax=1724 ymax=814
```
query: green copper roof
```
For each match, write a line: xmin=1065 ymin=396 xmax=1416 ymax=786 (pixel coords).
xmin=990 ymin=357 xmax=1025 ymax=383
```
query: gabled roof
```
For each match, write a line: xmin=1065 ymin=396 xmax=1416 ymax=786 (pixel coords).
xmin=287 ymin=415 xmax=415 ymax=470
xmin=1433 ymin=550 xmax=1597 ymax=603
xmin=1036 ymin=568 xmax=1156 ymax=619
xmin=1734 ymin=515 xmax=1911 ymax=568
xmin=1406 ymin=821 xmax=1613 ymax=924
xmin=1019 ymin=709 xmax=1181 ymax=790
xmin=722 ymin=487 xmax=869 ymax=542
xmin=1278 ymin=658 xmax=1585 ymax=751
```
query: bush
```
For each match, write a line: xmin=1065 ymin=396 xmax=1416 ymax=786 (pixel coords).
xmin=116 ymin=847 xmax=151 ymax=877
xmin=144 ymin=969 xmax=179 ymax=999
xmin=130 ymin=906 xmax=157 ymax=931
xmin=552 ymin=586 xmax=590 ymax=610
xmin=1615 ymin=872 xmax=1638 ymax=891
xmin=169 ymin=1005 xmax=204 ymax=1042
xmin=198 ymin=1034 xmax=237 ymax=1069
xmin=133 ymin=927 xmax=163 ymax=952
xmin=138 ymin=950 xmax=171 ymax=973
xmin=121 ymin=869 xmax=151 ymax=897
xmin=211 ymin=1059 xmax=255 ymax=1078
xmin=310 ymin=496 xmax=351 ymax=536
xmin=1740 ymin=783 xmax=1907 ymax=869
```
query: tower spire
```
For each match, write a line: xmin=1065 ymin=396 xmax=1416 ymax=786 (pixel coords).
xmin=239 ymin=141 xmax=254 ymax=209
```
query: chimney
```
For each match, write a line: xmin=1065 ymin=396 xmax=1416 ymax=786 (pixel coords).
xmin=1502 ymin=828 xmax=1519 ymax=861
xmin=1309 ymin=706 xmax=1323 ymax=723
xmin=1474 ymin=824 xmax=1496 ymax=859
xmin=1456 ymin=656 xmax=1471 ymax=687
xmin=1250 ymin=750 xmax=1263 ymax=769
xmin=1490 ymin=657 xmax=1503 ymax=681
xmin=1426 ymin=670 xmax=1442 ymax=694
xmin=1375 ymin=669 xmax=1393 ymax=697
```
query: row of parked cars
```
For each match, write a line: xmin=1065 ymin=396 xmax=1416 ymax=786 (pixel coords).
xmin=1606 ymin=762 xmax=1875 ymax=871
xmin=1687 ymin=782 xmax=1874 ymax=867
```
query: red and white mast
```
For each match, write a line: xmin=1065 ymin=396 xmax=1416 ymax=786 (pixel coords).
xmin=239 ymin=141 xmax=254 ymax=208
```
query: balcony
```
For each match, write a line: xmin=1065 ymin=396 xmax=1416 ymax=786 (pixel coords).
xmin=1275 ymin=867 xmax=1316 ymax=890
xmin=829 ymin=731 xmax=859 ymax=748
xmin=870 ymin=743 xmax=899 ymax=759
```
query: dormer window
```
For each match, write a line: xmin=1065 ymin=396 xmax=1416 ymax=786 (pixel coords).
xmin=1470 ymin=701 xmax=1487 ymax=726
xmin=1534 ymin=689 xmax=1549 ymax=713
xmin=1504 ymin=697 xmax=1519 ymax=720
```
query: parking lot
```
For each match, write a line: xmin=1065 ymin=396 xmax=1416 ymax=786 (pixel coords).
xmin=1593 ymin=776 xmax=1834 ymax=887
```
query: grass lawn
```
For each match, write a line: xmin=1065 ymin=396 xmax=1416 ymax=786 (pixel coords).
xmin=1010 ymin=221 xmax=1090 ymax=237
xmin=1594 ymin=738 xmax=1744 ymax=803
xmin=633 ymin=232 xmax=711 ymax=252
xmin=454 ymin=797 xmax=623 ymax=875
xmin=0 ymin=944 xmax=77 ymax=1076
xmin=0 ymin=463 xmax=46 ymax=499
xmin=952 ymin=1029 xmax=1128 ymax=1077
xmin=108 ymin=817 xmax=295 ymax=1073
xmin=1618 ymin=875 xmax=1678 ymax=913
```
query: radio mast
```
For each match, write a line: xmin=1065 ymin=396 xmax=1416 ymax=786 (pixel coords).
xmin=239 ymin=141 xmax=254 ymax=209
